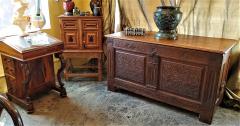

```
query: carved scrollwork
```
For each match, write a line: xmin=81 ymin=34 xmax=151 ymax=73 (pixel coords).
xmin=54 ymin=53 xmax=67 ymax=97
xmin=19 ymin=62 xmax=34 ymax=113
xmin=160 ymin=59 xmax=204 ymax=100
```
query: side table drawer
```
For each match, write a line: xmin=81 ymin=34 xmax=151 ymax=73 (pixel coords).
xmin=82 ymin=20 xmax=100 ymax=30
xmin=62 ymin=20 xmax=78 ymax=29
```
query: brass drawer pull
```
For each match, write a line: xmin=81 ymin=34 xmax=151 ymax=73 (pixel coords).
xmin=64 ymin=24 xmax=75 ymax=27
xmin=85 ymin=24 xmax=97 ymax=27
xmin=63 ymin=21 xmax=77 ymax=29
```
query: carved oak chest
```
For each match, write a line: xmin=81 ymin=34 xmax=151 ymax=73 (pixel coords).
xmin=106 ymin=32 xmax=237 ymax=124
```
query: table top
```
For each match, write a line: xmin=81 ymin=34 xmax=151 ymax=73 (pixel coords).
xmin=0 ymin=32 xmax=63 ymax=61
xmin=105 ymin=32 xmax=238 ymax=54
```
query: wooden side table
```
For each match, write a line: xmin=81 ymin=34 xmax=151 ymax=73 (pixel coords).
xmin=0 ymin=33 xmax=67 ymax=113
xmin=59 ymin=15 xmax=103 ymax=81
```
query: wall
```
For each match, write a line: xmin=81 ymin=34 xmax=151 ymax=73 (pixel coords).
xmin=43 ymin=0 xmax=64 ymax=39
xmin=43 ymin=0 xmax=91 ymax=39
xmin=75 ymin=0 xmax=91 ymax=12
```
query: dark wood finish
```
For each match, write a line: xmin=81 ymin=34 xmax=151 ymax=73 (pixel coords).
xmin=0 ymin=33 xmax=66 ymax=113
xmin=54 ymin=53 xmax=67 ymax=97
xmin=59 ymin=15 xmax=103 ymax=81
xmin=0 ymin=95 xmax=24 ymax=126
xmin=106 ymin=32 xmax=237 ymax=124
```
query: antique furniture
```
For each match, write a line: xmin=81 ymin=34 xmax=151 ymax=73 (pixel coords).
xmin=0 ymin=33 xmax=67 ymax=113
xmin=59 ymin=15 xmax=103 ymax=81
xmin=106 ymin=32 xmax=237 ymax=124
xmin=0 ymin=95 xmax=23 ymax=126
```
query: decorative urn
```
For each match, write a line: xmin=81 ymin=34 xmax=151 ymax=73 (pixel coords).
xmin=154 ymin=6 xmax=182 ymax=40
xmin=63 ymin=0 xmax=75 ymax=16
xmin=90 ymin=0 xmax=101 ymax=16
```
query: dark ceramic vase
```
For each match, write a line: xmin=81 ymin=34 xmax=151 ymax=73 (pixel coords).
xmin=154 ymin=6 xmax=182 ymax=40
xmin=93 ymin=7 xmax=101 ymax=16
xmin=63 ymin=0 xmax=75 ymax=16
xmin=90 ymin=0 xmax=101 ymax=16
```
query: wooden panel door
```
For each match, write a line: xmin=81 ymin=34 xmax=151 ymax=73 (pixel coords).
xmin=63 ymin=30 xmax=79 ymax=49
xmin=82 ymin=31 xmax=99 ymax=49
xmin=114 ymin=50 xmax=147 ymax=85
xmin=112 ymin=39 xmax=160 ymax=88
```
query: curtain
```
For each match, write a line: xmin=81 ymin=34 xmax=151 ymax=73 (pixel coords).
xmin=117 ymin=0 xmax=239 ymax=39
xmin=101 ymin=0 xmax=116 ymax=63
xmin=102 ymin=0 xmax=116 ymax=34
xmin=117 ymin=0 xmax=240 ymax=109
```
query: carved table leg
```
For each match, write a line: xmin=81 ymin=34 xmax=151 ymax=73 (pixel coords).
xmin=22 ymin=63 xmax=34 ymax=114
xmin=54 ymin=53 xmax=67 ymax=97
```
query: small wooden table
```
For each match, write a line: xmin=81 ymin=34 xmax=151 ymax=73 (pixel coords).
xmin=59 ymin=16 xmax=103 ymax=81
xmin=0 ymin=33 xmax=67 ymax=113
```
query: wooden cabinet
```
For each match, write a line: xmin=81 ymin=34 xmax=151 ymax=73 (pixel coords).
xmin=106 ymin=32 xmax=237 ymax=124
xmin=59 ymin=16 xmax=103 ymax=80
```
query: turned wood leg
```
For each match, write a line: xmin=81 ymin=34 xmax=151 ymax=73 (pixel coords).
xmin=199 ymin=110 xmax=214 ymax=124
xmin=68 ymin=59 xmax=74 ymax=71
xmin=98 ymin=54 xmax=102 ymax=81
xmin=55 ymin=53 xmax=67 ymax=97
xmin=21 ymin=63 xmax=34 ymax=114
xmin=64 ymin=59 xmax=71 ymax=81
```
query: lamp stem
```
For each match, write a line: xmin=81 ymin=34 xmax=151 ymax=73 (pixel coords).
xmin=36 ymin=0 xmax=40 ymax=16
